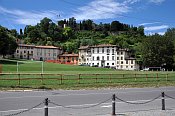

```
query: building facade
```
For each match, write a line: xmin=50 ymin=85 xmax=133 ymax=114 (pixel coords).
xmin=78 ymin=44 xmax=137 ymax=70
xmin=14 ymin=44 xmax=35 ymax=59
xmin=14 ymin=44 xmax=62 ymax=61
xmin=58 ymin=53 xmax=78 ymax=65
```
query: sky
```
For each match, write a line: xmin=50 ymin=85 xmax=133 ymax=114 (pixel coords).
xmin=0 ymin=0 xmax=174 ymax=35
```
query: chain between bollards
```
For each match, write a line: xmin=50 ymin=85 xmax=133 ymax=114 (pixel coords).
xmin=45 ymin=98 xmax=48 ymax=116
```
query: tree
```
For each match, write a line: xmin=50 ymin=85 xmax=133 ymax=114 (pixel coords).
xmin=63 ymin=27 xmax=73 ymax=40
xmin=110 ymin=21 xmax=123 ymax=32
xmin=141 ymin=34 xmax=174 ymax=69
xmin=40 ymin=17 xmax=52 ymax=34
xmin=0 ymin=26 xmax=17 ymax=56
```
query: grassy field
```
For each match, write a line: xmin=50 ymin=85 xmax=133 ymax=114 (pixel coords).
xmin=0 ymin=59 xmax=175 ymax=90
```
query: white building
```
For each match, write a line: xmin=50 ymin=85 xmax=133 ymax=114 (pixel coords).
xmin=78 ymin=44 xmax=138 ymax=70
xmin=14 ymin=44 xmax=62 ymax=61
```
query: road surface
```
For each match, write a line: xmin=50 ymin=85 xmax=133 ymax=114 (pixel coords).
xmin=0 ymin=87 xmax=175 ymax=116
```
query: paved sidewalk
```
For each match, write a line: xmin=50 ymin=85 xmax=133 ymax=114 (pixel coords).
xmin=122 ymin=110 xmax=175 ymax=116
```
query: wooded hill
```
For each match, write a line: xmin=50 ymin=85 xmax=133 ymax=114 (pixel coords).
xmin=1 ymin=17 xmax=175 ymax=70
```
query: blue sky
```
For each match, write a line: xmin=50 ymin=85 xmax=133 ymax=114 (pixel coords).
xmin=0 ymin=0 xmax=174 ymax=35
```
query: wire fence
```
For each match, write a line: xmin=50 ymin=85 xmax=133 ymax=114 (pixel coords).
xmin=1 ymin=92 xmax=175 ymax=116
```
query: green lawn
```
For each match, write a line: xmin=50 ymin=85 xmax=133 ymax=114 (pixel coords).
xmin=0 ymin=59 xmax=175 ymax=90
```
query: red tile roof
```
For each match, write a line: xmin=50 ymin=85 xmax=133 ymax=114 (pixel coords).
xmin=91 ymin=44 xmax=118 ymax=48
xmin=18 ymin=44 xmax=35 ymax=47
xmin=35 ymin=46 xmax=61 ymax=49
xmin=78 ymin=46 xmax=89 ymax=50
xmin=58 ymin=54 xmax=78 ymax=57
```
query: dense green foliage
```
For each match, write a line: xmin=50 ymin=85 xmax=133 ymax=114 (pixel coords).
xmin=0 ymin=26 xmax=18 ymax=56
xmin=1 ymin=17 xmax=175 ymax=69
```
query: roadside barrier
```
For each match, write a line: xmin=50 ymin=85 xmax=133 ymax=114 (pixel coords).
xmin=2 ymin=92 xmax=175 ymax=116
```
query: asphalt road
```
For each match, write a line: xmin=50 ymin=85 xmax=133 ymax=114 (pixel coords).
xmin=0 ymin=87 xmax=175 ymax=116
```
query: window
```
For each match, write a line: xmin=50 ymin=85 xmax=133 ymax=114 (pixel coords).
xmin=117 ymin=52 xmax=119 ymax=55
xmin=112 ymin=63 xmax=114 ymax=65
xmin=102 ymin=48 xmax=104 ymax=53
xmin=107 ymin=56 xmax=109 ymax=60
xmin=97 ymin=56 xmax=100 ymax=60
xmin=97 ymin=48 xmax=99 ymax=53
xmin=107 ymin=63 xmax=109 ymax=65
xmin=24 ymin=51 xmax=26 ymax=53
xmin=117 ymin=61 xmax=119 ymax=64
xmin=121 ymin=61 xmax=123 ymax=64
xmin=126 ymin=66 xmax=128 ymax=68
xmin=131 ymin=66 xmax=133 ymax=68
xmin=112 ymin=49 xmax=114 ymax=54
xmin=92 ymin=49 xmax=94 ymax=53
xmin=102 ymin=56 xmax=104 ymax=60
xmin=117 ymin=57 xmax=119 ymax=60
xmin=126 ymin=60 xmax=128 ymax=64
xmin=92 ymin=63 xmax=94 ymax=66
xmin=87 ymin=58 xmax=89 ymax=61
xmin=17 ymin=50 xmax=19 ymax=53
xmin=107 ymin=49 xmax=110 ymax=53
xmin=112 ymin=56 xmax=115 ymax=60
xmin=121 ymin=65 xmax=123 ymax=68
xmin=121 ymin=52 xmax=123 ymax=55
xmin=131 ymin=60 xmax=134 ymax=64
xmin=121 ymin=57 xmax=123 ymax=60
xmin=72 ymin=57 xmax=74 ymax=61
xmin=93 ymin=57 xmax=94 ymax=60
xmin=97 ymin=63 xmax=99 ymax=66
xmin=76 ymin=57 xmax=78 ymax=61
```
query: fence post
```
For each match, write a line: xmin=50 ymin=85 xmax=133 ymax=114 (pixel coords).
xmin=78 ymin=74 xmax=81 ymax=84
xmin=156 ymin=73 xmax=158 ymax=81
xmin=60 ymin=74 xmax=63 ymax=84
xmin=112 ymin=94 xmax=116 ymax=116
xmin=44 ymin=98 xmax=48 ymax=116
xmin=109 ymin=74 xmax=112 ymax=83
xmin=18 ymin=73 xmax=20 ymax=86
xmin=0 ymin=64 xmax=2 ymax=73
xmin=166 ymin=74 xmax=168 ymax=81
xmin=96 ymin=74 xmax=98 ymax=83
xmin=162 ymin=92 xmax=165 ymax=110
xmin=41 ymin=73 xmax=43 ymax=85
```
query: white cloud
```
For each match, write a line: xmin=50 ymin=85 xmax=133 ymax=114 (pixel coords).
xmin=0 ymin=6 xmax=62 ymax=25
xmin=72 ymin=0 xmax=130 ymax=20
xmin=149 ymin=0 xmax=165 ymax=4
xmin=144 ymin=25 xmax=169 ymax=31
xmin=146 ymin=31 xmax=165 ymax=35
xmin=139 ymin=22 xmax=161 ymax=26
xmin=123 ymin=0 xmax=141 ymax=5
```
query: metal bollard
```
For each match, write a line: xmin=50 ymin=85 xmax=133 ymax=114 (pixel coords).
xmin=112 ymin=94 xmax=116 ymax=116
xmin=162 ymin=92 xmax=165 ymax=110
xmin=45 ymin=98 xmax=48 ymax=116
